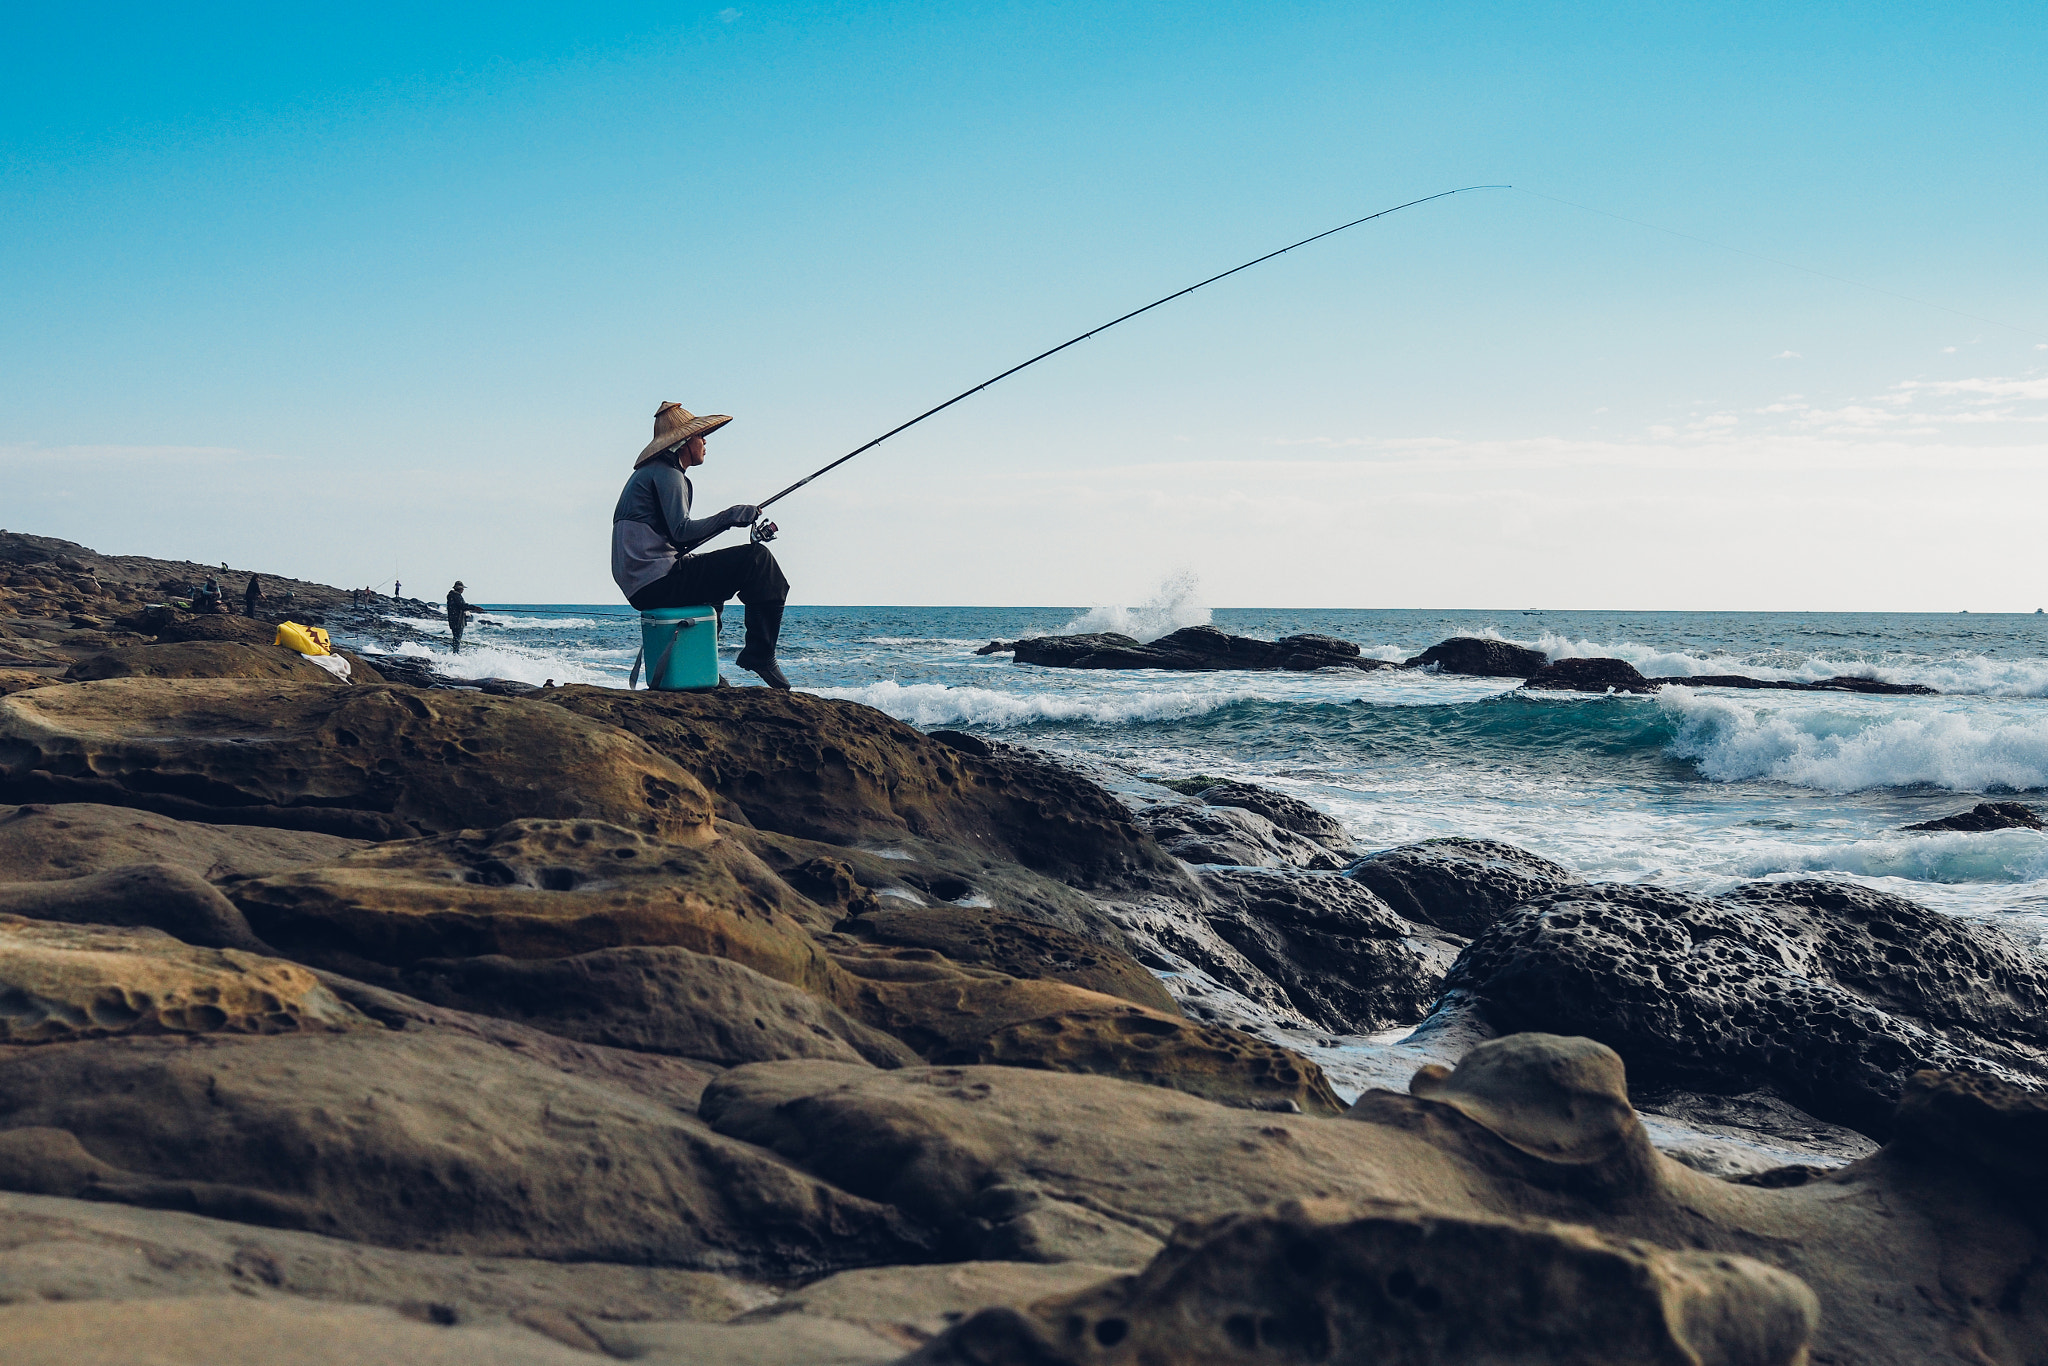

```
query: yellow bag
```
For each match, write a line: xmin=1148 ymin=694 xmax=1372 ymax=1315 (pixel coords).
xmin=274 ymin=621 xmax=332 ymax=656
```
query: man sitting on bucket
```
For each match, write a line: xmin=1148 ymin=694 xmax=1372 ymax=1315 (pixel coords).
xmin=611 ymin=401 xmax=790 ymax=690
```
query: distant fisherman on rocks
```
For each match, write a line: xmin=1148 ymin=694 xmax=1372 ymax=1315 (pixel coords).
xmin=446 ymin=580 xmax=477 ymax=653
xmin=611 ymin=402 xmax=790 ymax=689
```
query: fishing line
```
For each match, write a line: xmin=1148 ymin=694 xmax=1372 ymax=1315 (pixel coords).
xmin=1518 ymin=187 xmax=2047 ymax=343
xmin=683 ymin=183 xmax=1509 ymax=551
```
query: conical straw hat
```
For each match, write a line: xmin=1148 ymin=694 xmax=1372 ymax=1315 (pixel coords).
xmin=636 ymin=402 xmax=733 ymax=467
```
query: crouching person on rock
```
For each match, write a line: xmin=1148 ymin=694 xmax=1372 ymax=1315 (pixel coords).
xmin=611 ymin=401 xmax=790 ymax=690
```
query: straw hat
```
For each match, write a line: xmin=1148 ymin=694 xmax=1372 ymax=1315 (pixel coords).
xmin=635 ymin=402 xmax=733 ymax=467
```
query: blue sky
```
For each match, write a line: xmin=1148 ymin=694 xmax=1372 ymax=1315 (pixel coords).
xmin=4 ymin=1 xmax=2044 ymax=608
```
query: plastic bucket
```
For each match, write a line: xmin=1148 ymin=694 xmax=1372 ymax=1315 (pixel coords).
xmin=638 ymin=606 xmax=719 ymax=691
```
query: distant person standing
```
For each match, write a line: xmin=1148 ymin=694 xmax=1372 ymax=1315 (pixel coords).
xmin=242 ymin=574 xmax=263 ymax=618
xmin=393 ymin=579 xmax=402 ymax=601
xmin=446 ymin=581 xmax=478 ymax=653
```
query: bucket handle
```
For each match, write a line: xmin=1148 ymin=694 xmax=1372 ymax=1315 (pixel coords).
xmin=629 ymin=616 xmax=698 ymax=691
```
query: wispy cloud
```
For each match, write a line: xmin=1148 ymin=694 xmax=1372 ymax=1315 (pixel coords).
xmin=1773 ymin=350 xmax=1802 ymax=359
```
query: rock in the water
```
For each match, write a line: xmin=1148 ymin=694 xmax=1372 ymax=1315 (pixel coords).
xmin=0 ymin=863 xmax=267 ymax=950
xmin=226 ymin=818 xmax=843 ymax=996
xmin=394 ymin=945 xmax=919 ymax=1068
xmin=1904 ymin=801 xmax=2044 ymax=833
xmin=0 ymin=802 xmax=364 ymax=883
xmin=0 ymin=916 xmax=374 ymax=1043
xmin=545 ymin=686 xmax=1185 ymax=897
xmin=1401 ymin=637 xmax=1548 ymax=677
xmin=1521 ymin=657 xmax=1655 ymax=693
xmin=0 ymin=1026 xmax=930 ymax=1272
xmin=0 ymin=679 xmax=712 ymax=842
xmin=1649 ymin=673 xmax=1939 ymax=696
xmin=1442 ymin=881 xmax=2048 ymax=1135
xmin=1196 ymin=867 xmax=1463 ymax=1033
xmin=1343 ymin=837 xmax=1583 ymax=937
xmin=65 ymin=640 xmax=383 ymax=685
xmin=1135 ymin=801 xmax=1345 ymax=870
xmin=906 ymin=1200 xmax=1819 ymax=1366
xmin=1009 ymin=626 xmax=1386 ymax=673
xmin=845 ymin=904 xmax=1178 ymax=1013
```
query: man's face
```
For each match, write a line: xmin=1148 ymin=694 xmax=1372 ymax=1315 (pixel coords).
xmin=681 ymin=435 xmax=708 ymax=468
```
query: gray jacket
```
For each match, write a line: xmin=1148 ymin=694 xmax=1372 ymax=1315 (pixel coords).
xmin=610 ymin=461 xmax=733 ymax=599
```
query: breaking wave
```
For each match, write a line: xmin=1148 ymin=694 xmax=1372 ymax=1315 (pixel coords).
xmin=812 ymin=680 xmax=1261 ymax=729
xmin=1661 ymin=690 xmax=2048 ymax=792
xmin=1059 ymin=570 xmax=1210 ymax=642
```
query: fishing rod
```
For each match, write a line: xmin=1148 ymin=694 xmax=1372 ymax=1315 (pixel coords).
xmin=686 ymin=183 xmax=1508 ymax=552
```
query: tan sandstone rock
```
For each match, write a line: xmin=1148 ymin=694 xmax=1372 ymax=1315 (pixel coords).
xmin=0 ymin=679 xmax=712 ymax=841
xmin=0 ymin=916 xmax=373 ymax=1043
xmin=225 ymin=818 xmax=845 ymax=996
xmin=907 ymin=1201 xmax=1820 ymax=1366
xmin=65 ymin=640 xmax=384 ymax=685
xmin=0 ymin=802 xmax=364 ymax=882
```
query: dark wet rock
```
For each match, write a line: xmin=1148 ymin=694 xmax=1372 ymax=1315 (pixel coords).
xmin=1166 ymin=778 xmax=1354 ymax=853
xmin=391 ymin=945 xmax=919 ymax=1068
xmin=1342 ymin=837 xmax=1584 ymax=938
xmin=1006 ymin=626 xmax=1386 ymax=673
xmin=0 ymin=679 xmax=711 ymax=843
xmin=1903 ymin=801 xmax=2044 ymax=833
xmin=544 ymin=686 xmax=1188 ymax=898
xmin=1135 ymin=801 xmax=1346 ymax=870
xmin=1443 ymin=880 xmax=2048 ymax=1136
xmin=1521 ymin=657 xmax=1655 ymax=694
xmin=1195 ymin=867 xmax=1464 ymax=1033
xmin=1402 ymin=637 xmax=1548 ymax=677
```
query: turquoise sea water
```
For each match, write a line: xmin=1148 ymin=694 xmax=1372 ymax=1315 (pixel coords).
xmin=348 ymin=603 xmax=2048 ymax=951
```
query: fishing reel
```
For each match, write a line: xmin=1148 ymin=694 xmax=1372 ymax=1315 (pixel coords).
xmin=749 ymin=517 xmax=779 ymax=545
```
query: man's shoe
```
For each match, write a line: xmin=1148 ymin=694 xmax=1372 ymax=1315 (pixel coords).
xmin=735 ymin=652 xmax=791 ymax=690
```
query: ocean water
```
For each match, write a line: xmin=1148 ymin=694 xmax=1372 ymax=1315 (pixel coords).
xmin=346 ymin=601 xmax=2048 ymax=952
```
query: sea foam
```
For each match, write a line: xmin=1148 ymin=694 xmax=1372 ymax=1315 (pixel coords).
xmin=813 ymin=679 xmax=1259 ymax=729
xmin=1058 ymin=570 xmax=1209 ymax=642
xmin=1661 ymin=689 xmax=2048 ymax=792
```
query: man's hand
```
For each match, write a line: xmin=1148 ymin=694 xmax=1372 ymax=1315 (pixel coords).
xmin=720 ymin=504 xmax=761 ymax=529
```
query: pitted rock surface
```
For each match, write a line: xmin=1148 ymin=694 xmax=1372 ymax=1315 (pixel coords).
xmin=0 ymin=916 xmax=374 ymax=1043
xmin=225 ymin=818 xmax=845 ymax=998
xmin=845 ymin=905 xmax=1177 ymax=1013
xmin=1401 ymin=637 xmax=1548 ymax=677
xmin=904 ymin=1201 xmax=1819 ymax=1366
xmin=1442 ymin=882 xmax=2047 ymax=1135
xmin=1343 ymin=837 xmax=1583 ymax=937
xmin=0 ymin=679 xmax=711 ymax=842
xmin=1196 ymin=867 xmax=1463 ymax=1033
xmin=544 ymin=686 xmax=1185 ymax=897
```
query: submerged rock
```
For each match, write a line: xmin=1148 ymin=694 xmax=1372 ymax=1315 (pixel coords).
xmin=1002 ymin=626 xmax=1386 ymax=673
xmin=1442 ymin=880 xmax=2048 ymax=1135
xmin=1904 ymin=801 xmax=2044 ymax=833
xmin=1343 ymin=837 xmax=1583 ymax=938
xmin=1196 ymin=867 xmax=1463 ymax=1033
xmin=1401 ymin=637 xmax=1548 ymax=677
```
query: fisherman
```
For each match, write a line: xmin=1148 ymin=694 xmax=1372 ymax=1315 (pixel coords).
xmin=193 ymin=575 xmax=224 ymax=614
xmin=242 ymin=574 xmax=263 ymax=618
xmin=446 ymin=580 xmax=477 ymax=653
xmin=612 ymin=402 xmax=789 ymax=689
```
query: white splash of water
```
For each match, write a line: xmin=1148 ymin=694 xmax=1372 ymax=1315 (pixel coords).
xmin=1057 ymin=570 xmax=1209 ymax=642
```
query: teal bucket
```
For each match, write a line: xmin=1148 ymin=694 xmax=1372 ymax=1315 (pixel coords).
xmin=634 ymin=606 xmax=720 ymax=691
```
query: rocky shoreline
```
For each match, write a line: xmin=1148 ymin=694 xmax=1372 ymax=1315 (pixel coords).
xmin=2 ymin=532 xmax=2043 ymax=1364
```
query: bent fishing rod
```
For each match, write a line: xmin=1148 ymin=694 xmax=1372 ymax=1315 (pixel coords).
xmin=686 ymin=183 xmax=1508 ymax=553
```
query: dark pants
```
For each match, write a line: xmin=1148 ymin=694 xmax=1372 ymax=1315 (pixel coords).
xmin=628 ymin=543 xmax=788 ymax=664
xmin=450 ymin=620 xmax=465 ymax=652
